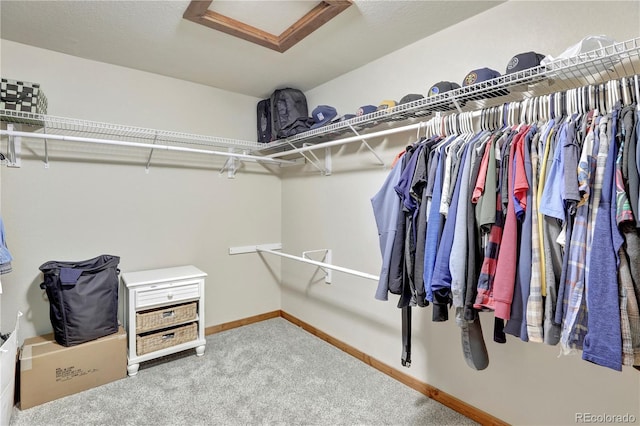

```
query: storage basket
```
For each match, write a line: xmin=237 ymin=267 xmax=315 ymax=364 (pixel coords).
xmin=136 ymin=322 xmax=197 ymax=355
xmin=1 ymin=78 xmax=48 ymax=114
xmin=136 ymin=302 xmax=197 ymax=333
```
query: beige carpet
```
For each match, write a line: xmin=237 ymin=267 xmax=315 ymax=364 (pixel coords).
xmin=11 ymin=318 xmax=477 ymax=425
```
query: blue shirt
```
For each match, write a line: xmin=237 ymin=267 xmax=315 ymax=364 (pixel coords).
xmin=583 ymin=107 xmax=624 ymax=371
xmin=371 ymin=159 xmax=403 ymax=301
xmin=423 ymin=137 xmax=454 ymax=302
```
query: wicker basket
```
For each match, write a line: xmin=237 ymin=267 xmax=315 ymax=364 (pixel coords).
xmin=136 ymin=302 xmax=197 ymax=333
xmin=136 ymin=322 xmax=197 ymax=355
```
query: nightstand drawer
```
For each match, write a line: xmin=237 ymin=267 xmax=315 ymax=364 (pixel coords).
xmin=135 ymin=282 xmax=200 ymax=309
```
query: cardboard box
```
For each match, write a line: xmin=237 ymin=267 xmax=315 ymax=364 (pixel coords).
xmin=19 ymin=327 xmax=127 ymax=409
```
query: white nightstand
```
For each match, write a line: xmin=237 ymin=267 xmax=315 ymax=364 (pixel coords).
xmin=121 ymin=265 xmax=207 ymax=376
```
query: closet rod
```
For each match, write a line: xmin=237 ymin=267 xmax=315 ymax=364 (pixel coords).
xmin=257 ymin=247 xmax=379 ymax=281
xmin=265 ymin=122 xmax=424 ymax=159
xmin=0 ymin=129 xmax=294 ymax=165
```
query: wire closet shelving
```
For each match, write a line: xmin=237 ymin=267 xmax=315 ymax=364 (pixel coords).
xmin=2 ymin=36 xmax=640 ymax=169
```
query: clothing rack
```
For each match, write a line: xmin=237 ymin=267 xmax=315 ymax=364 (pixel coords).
xmin=228 ymin=244 xmax=380 ymax=282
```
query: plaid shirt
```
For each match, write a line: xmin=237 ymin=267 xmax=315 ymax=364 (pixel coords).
xmin=526 ymin=128 xmax=544 ymax=342
xmin=619 ymin=248 xmax=640 ymax=366
xmin=559 ymin=114 xmax=597 ymax=354
xmin=615 ymin=139 xmax=634 ymax=224
xmin=474 ymin=131 xmax=516 ymax=310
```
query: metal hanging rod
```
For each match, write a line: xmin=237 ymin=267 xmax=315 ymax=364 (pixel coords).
xmin=0 ymin=129 xmax=294 ymax=165
xmin=256 ymin=246 xmax=379 ymax=281
xmin=266 ymin=122 xmax=424 ymax=159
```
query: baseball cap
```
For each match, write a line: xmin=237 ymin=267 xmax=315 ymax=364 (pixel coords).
xmin=462 ymin=68 xmax=501 ymax=87
xmin=462 ymin=67 xmax=509 ymax=99
xmin=310 ymin=105 xmax=338 ymax=129
xmin=356 ymin=105 xmax=377 ymax=116
xmin=428 ymin=81 xmax=465 ymax=111
xmin=505 ymin=51 xmax=546 ymax=74
xmin=397 ymin=94 xmax=430 ymax=118
xmin=377 ymin=100 xmax=397 ymax=111
xmin=332 ymin=113 xmax=356 ymax=123
xmin=399 ymin=94 xmax=424 ymax=104
xmin=428 ymin=81 xmax=461 ymax=97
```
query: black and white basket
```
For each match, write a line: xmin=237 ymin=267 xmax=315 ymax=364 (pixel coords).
xmin=1 ymin=78 xmax=48 ymax=114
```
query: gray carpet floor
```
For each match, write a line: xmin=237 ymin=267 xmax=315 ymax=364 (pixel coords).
xmin=10 ymin=318 xmax=477 ymax=425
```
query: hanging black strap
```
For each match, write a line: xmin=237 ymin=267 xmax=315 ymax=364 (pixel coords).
xmin=401 ymin=306 xmax=411 ymax=367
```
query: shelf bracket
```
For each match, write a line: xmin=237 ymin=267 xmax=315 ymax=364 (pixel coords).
xmin=347 ymin=124 xmax=385 ymax=166
xmin=5 ymin=124 xmax=21 ymax=168
xmin=451 ymin=96 xmax=464 ymax=114
xmin=43 ymin=122 xmax=49 ymax=169
xmin=285 ymin=138 xmax=327 ymax=175
xmin=325 ymin=146 xmax=332 ymax=176
xmin=302 ymin=143 xmax=331 ymax=175
xmin=145 ymin=133 xmax=159 ymax=174
xmin=302 ymin=249 xmax=332 ymax=284
xmin=219 ymin=147 xmax=242 ymax=178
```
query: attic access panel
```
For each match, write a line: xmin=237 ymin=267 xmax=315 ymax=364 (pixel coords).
xmin=183 ymin=0 xmax=352 ymax=53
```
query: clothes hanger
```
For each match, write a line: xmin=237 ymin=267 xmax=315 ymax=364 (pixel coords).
xmin=635 ymin=75 xmax=640 ymax=111
xmin=499 ymin=104 xmax=507 ymax=129
xmin=480 ymin=109 xmax=486 ymax=132
xmin=508 ymin=102 xmax=515 ymax=127
xmin=599 ymin=83 xmax=606 ymax=113
xmin=608 ymin=80 xmax=615 ymax=110
xmin=622 ymin=77 xmax=631 ymax=106
xmin=490 ymin=107 xmax=496 ymax=131
xmin=519 ymin=99 xmax=527 ymax=124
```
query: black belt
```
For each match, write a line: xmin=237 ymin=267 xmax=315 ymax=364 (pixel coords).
xmin=401 ymin=306 xmax=411 ymax=367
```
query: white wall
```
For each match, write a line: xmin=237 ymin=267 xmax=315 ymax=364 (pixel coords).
xmin=282 ymin=1 xmax=640 ymax=425
xmin=0 ymin=40 xmax=282 ymax=339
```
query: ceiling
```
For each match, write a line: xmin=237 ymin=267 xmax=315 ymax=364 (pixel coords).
xmin=0 ymin=1 xmax=504 ymax=99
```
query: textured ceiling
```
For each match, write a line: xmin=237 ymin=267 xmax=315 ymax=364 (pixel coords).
xmin=0 ymin=1 xmax=504 ymax=98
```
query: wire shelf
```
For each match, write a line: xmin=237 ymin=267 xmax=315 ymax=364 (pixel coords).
xmin=0 ymin=110 xmax=263 ymax=152
xmin=2 ymin=37 xmax=639 ymax=161
xmin=258 ymin=36 xmax=640 ymax=154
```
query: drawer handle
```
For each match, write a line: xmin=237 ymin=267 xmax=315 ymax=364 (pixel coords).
xmin=162 ymin=311 xmax=175 ymax=318
xmin=167 ymin=293 xmax=174 ymax=300
xmin=162 ymin=333 xmax=175 ymax=340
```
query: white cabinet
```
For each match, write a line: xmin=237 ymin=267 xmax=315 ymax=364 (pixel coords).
xmin=121 ymin=265 xmax=207 ymax=376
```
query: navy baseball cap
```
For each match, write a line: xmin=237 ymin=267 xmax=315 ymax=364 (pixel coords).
xmin=505 ymin=51 xmax=546 ymax=74
xmin=310 ymin=105 xmax=338 ymax=129
xmin=462 ymin=68 xmax=501 ymax=87
xmin=399 ymin=94 xmax=424 ymax=104
xmin=428 ymin=81 xmax=461 ymax=97
xmin=356 ymin=105 xmax=377 ymax=116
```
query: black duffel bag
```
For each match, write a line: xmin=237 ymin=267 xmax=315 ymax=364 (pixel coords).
xmin=39 ymin=254 xmax=120 ymax=347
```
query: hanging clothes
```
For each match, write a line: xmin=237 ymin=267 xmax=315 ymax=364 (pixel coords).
xmin=371 ymin=76 xmax=640 ymax=372
xmin=0 ymin=216 xmax=13 ymax=275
